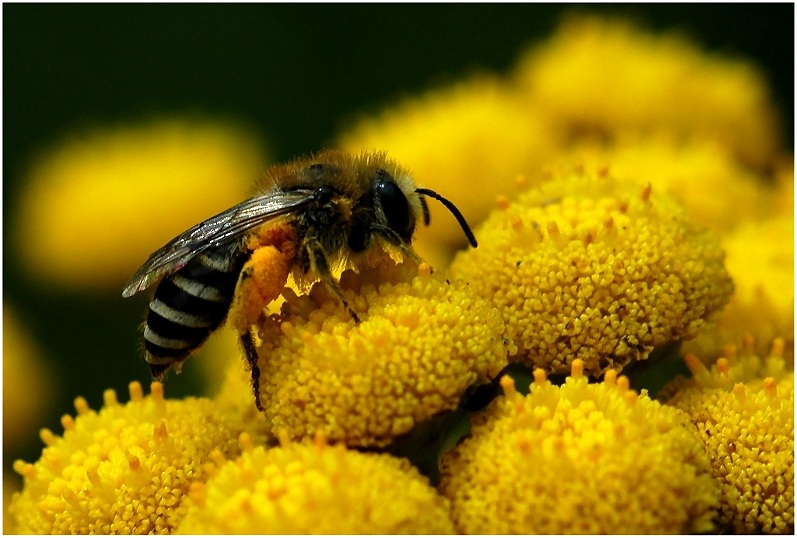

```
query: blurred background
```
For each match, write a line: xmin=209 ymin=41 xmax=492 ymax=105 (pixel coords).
xmin=3 ymin=3 xmax=794 ymax=483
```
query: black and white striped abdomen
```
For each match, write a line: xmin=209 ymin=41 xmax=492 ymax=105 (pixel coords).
xmin=143 ymin=241 xmax=248 ymax=378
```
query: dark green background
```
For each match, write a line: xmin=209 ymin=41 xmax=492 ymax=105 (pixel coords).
xmin=3 ymin=4 xmax=794 ymax=468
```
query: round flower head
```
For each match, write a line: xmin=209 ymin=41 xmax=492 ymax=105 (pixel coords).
xmin=666 ymin=337 xmax=794 ymax=534
xmin=337 ymin=77 xmax=555 ymax=266
xmin=13 ymin=117 xmax=263 ymax=290
xmin=176 ymin=432 xmax=455 ymax=534
xmin=449 ymin=168 xmax=734 ymax=376
xmin=3 ymin=303 xmax=55 ymax=448
xmin=438 ymin=360 xmax=720 ymax=534
xmin=514 ymin=15 xmax=780 ymax=169
xmin=252 ymin=259 xmax=510 ymax=447
xmin=9 ymin=382 xmax=269 ymax=534
xmin=685 ymin=213 xmax=794 ymax=360
xmin=559 ymin=134 xmax=774 ymax=233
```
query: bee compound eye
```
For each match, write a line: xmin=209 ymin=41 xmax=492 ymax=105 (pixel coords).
xmin=374 ymin=179 xmax=412 ymax=240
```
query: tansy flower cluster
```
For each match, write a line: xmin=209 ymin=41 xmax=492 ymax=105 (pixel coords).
xmin=7 ymin=13 xmax=793 ymax=535
xmin=245 ymin=259 xmax=510 ymax=447
xmin=438 ymin=360 xmax=720 ymax=534
xmin=176 ymin=432 xmax=456 ymax=534
xmin=13 ymin=117 xmax=263 ymax=290
xmin=8 ymin=382 xmax=270 ymax=534
xmin=449 ymin=169 xmax=734 ymax=375
xmin=665 ymin=338 xmax=794 ymax=534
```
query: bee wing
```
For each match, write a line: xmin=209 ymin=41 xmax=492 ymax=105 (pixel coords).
xmin=122 ymin=189 xmax=314 ymax=298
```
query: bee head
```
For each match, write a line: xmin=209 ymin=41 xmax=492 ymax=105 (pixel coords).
xmin=371 ymin=166 xmax=478 ymax=249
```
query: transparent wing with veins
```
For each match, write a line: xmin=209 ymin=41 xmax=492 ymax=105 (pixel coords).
xmin=122 ymin=189 xmax=314 ymax=298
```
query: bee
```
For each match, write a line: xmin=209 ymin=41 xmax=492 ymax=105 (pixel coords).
xmin=123 ymin=150 xmax=477 ymax=409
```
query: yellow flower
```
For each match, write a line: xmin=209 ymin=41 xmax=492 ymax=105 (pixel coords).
xmin=3 ymin=303 xmax=55 ymax=448
xmin=336 ymin=77 xmax=556 ymax=266
xmin=685 ymin=213 xmax=794 ymax=360
xmin=9 ymin=381 xmax=269 ymax=534
xmin=449 ymin=168 xmax=734 ymax=375
xmin=250 ymin=259 xmax=510 ymax=447
xmin=514 ymin=15 xmax=781 ymax=169
xmin=176 ymin=433 xmax=455 ymax=534
xmin=666 ymin=339 xmax=794 ymax=534
xmin=13 ymin=117 xmax=264 ymax=290
xmin=438 ymin=360 xmax=720 ymax=534
xmin=557 ymin=134 xmax=775 ymax=233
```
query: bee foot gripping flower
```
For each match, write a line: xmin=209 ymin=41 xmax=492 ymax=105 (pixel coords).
xmin=438 ymin=359 xmax=721 ymax=534
xmin=176 ymin=430 xmax=456 ymax=534
xmin=240 ymin=259 xmax=510 ymax=448
xmin=450 ymin=168 xmax=734 ymax=377
xmin=665 ymin=336 xmax=794 ymax=534
xmin=8 ymin=381 xmax=270 ymax=534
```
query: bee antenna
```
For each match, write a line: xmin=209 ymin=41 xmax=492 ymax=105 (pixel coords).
xmin=416 ymin=188 xmax=478 ymax=248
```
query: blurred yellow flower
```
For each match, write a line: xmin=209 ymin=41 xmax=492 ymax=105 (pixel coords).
xmin=176 ymin=433 xmax=455 ymax=534
xmin=685 ymin=213 xmax=794 ymax=360
xmin=666 ymin=339 xmax=794 ymax=533
xmin=514 ymin=15 xmax=781 ymax=170
xmin=251 ymin=259 xmax=509 ymax=447
xmin=450 ymin=168 xmax=734 ymax=375
xmin=9 ymin=382 xmax=269 ymax=534
xmin=337 ymin=77 xmax=556 ymax=266
xmin=14 ymin=117 xmax=264 ymax=290
xmin=558 ymin=134 xmax=774 ymax=233
xmin=3 ymin=303 xmax=55 ymax=449
xmin=439 ymin=360 xmax=720 ymax=534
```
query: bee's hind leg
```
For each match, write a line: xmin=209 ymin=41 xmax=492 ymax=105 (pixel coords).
xmin=240 ymin=330 xmax=264 ymax=412
xmin=229 ymin=241 xmax=294 ymax=412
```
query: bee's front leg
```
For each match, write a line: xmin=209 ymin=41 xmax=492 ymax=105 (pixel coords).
xmin=306 ymin=240 xmax=361 ymax=324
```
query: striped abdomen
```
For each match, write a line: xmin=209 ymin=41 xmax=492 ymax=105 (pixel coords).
xmin=143 ymin=241 xmax=248 ymax=378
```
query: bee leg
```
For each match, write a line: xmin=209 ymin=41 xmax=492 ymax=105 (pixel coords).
xmin=240 ymin=330 xmax=264 ymax=412
xmin=307 ymin=241 xmax=360 ymax=324
xmin=229 ymin=243 xmax=294 ymax=412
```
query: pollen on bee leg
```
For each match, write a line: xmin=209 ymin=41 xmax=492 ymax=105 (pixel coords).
xmin=229 ymin=245 xmax=292 ymax=333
